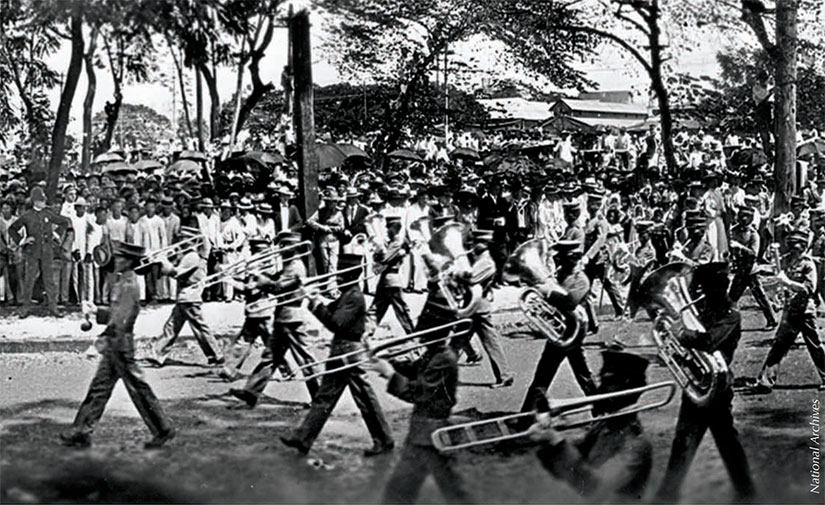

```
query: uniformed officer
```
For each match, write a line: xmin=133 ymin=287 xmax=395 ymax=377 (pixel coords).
xmin=59 ymin=241 xmax=175 ymax=449
xmin=369 ymin=215 xmax=415 ymax=334
xmin=753 ymin=230 xmax=825 ymax=392
xmin=150 ymin=226 xmax=223 ymax=366
xmin=8 ymin=186 xmax=72 ymax=317
xmin=728 ymin=206 xmax=777 ymax=329
xmin=527 ymin=350 xmax=653 ymax=502
xmin=230 ymin=231 xmax=319 ymax=407
xmin=656 ymin=262 xmax=756 ymax=501
xmin=281 ymin=254 xmax=395 ymax=456
xmin=518 ymin=240 xmax=598 ymax=412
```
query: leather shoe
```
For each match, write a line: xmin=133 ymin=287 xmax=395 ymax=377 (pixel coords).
xmin=59 ymin=431 xmax=91 ymax=448
xmin=207 ymin=357 xmax=225 ymax=367
xmin=280 ymin=436 xmax=310 ymax=455
xmin=229 ymin=388 xmax=258 ymax=408
xmin=144 ymin=427 xmax=176 ymax=449
xmin=490 ymin=376 xmax=515 ymax=389
xmin=364 ymin=442 xmax=394 ymax=457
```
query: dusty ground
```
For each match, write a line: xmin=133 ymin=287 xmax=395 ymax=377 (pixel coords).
xmin=0 ymin=288 xmax=822 ymax=504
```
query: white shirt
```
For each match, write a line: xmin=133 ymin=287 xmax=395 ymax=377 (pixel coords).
xmin=142 ymin=214 xmax=168 ymax=252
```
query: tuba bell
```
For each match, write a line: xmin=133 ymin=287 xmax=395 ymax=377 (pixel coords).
xmin=503 ymin=239 xmax=582 ymax=350
xmin=429 ymin=223 xmax=481 ymax=318
xmin=631 ymin=263 xmax=728 ymax=407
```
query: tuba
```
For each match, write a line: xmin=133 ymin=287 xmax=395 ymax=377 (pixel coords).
xmin=430 ymin=223 xmax=481 ymax=318
xmin=503 ymin=239 xmax=582 ymax=350
xmin=629 ymin=263 xmax=728 ymax=407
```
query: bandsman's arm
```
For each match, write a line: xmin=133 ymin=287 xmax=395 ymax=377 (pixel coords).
xmin=386 ymin=352 xmax=455 ymax=405
xmin=311 ymin=289 xmax=364 ymax=334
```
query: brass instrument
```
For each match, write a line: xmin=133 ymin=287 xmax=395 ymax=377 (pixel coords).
xmin=246 ymin=263 xmax=378 ymax=313
xmin=277 ymin=319 xmax=474 ymax=382
xmin=431 ymin=381 xmax=677 ymax=452
xmin=193 ymin=240 xmax=312 ymax=290
xmin=503 ymin=239 xmax=582 ymax=349
xmin=430 ymin=223 xmax=481 ymax=318
xmin=628 ymin=263 xmax=729 ymax=406
xmin=135 ymin=235 xmax=204 ymax=271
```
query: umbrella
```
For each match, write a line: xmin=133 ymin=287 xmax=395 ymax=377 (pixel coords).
xmin=178 ymin=150 xmax=208 ymax=162
xmin=315 ymin=143 xmax=347 ymax=169
xmin=388 ymin=149 xmax=424 ymax=162
xmin=133 ymin=159 xmax=164 ymax=171
xmin=166 ymin=159 xmax=201 ymax=175
xmin=101 ymin=161 xmax=136 ymax=175
xmin=798 ymin=138 xmax=825 ymax=158
xmin=335 ymin=143 xmax=370 ymax=160
xmin=450 ymin=147 xmax=481 ymax=161
xmin=93 ymin=151 xmax=124 ymax=164
xmin=729 ymin=147 xmax=768 ymax=169
xmin=236 ymin=151 xmax=286 ymax=166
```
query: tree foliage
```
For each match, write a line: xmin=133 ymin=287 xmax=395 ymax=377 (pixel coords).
xmin=91 ymin=102 xmax=174 ymax=153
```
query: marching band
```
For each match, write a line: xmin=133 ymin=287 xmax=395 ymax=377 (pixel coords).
xmin=50 ymin=166 xmax=825 ymax=503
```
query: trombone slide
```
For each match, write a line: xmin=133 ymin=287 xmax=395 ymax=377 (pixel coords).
xmin=431 ymin=381 xmax=677 ymax=452
xmin=277 ymin=319 xmax=474 ymax=382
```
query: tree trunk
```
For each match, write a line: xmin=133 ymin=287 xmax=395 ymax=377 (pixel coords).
xmin=81 ymin=28 xmax=99 ymax=174
xmin=46 ymin=12 xmax=84 ymax=202
xmin=196 ymin=66 xmax=205 ymax=152
xmin=773 ymin=0 xmax=797 ymax=216
xmin=646 ymin=4 xmax=678 ymax=175
xmin=165 ymin=33 xmax=193 ymax=139
xmin=236 ymin=54 xmax=275 ymax=135
xmin=199 ymin=63 xmax=221 ymax=141
xmin=228 ymin=40 xmax=246 ymax=153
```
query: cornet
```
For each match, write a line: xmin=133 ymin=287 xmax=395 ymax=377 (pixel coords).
xmin=276 ymin=319 xmax=474 ymax=382
xmin=431 ymin=381 xmax=677 ymax=452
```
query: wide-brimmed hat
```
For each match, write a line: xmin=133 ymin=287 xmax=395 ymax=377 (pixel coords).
xmin=257 ymin=203 xmax=274 ymax=214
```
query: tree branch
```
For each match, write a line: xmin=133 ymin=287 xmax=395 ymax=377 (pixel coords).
xmin=552 ymin=24 xmax=653 ymax=73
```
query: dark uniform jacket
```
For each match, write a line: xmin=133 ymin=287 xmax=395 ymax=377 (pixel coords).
xmin=376 ymin=237 xmax=406 ymax=289
xmin=261 ymin=257 xmax=306 ymax=322
xmin=387 ymin=343 xmax=458 ymax=446
xmin=98 ymin=270 xmax=141 ymax=353
xmin=537 ymin=417 xmax=652 ymax=502
xmin=781 ymin=254 xmax=818 ymax=315
xmin=311 ymin=283 xmax=366 ymax=342
xmin=274 ymin=204 xmax=304 ymax=234
xmin=8 ymin=208 xmax=71 ymax=260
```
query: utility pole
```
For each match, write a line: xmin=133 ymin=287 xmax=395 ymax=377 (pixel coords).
xmin=443 ymin=45 xmax=449 ymax=143
xmin=291 ymin=9 xmax=319 ymax=273
xmin=774 ymin=0 xmax=798 ymax=215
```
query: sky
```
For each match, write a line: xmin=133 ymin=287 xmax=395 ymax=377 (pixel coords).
xmin=39 ymin=7 xmax=726 ymax=142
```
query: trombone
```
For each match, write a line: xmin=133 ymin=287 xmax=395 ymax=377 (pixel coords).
xmin=276 ymin=319 xmax=474 ymax=382
xmin=193 ymin=240 xmax=312 ymax=290
xmin=136 ymin=235 xmax=204 ymax=271
xmin=431 ymin=381 xmax=677 ymax=452
xmin=246 ymin=263 xmax=379 ymax=313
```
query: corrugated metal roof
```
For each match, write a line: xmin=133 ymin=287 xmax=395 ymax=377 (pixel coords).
xmin=478 ymin=97 xmax=554 ymax=121
xmin=556 ymin=98 xmax=649 ymax=115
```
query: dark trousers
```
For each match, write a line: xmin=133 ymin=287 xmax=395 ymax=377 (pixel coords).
xmin=153 ymin=302 xmax=221 ymax=363
xmin=584 ymin=262 xmax=624 ymax=317
xmin=71 ymin=348 xmax=172 ymax=437
xmin=244 ymin=321 xmax=319 ymax=400
xmin=382 ymin=444 xmax=471 ymax=504
xmin=292 ymin=340 xmax=393 ymax=450
xmin=21 ymin=255 xmax=57 ymax=311
xmin=222 ymin=317 xmax=271 ymax=377
xmin=728 ymin=273 xmax=776 ymax=325
xmin=144 ymin=263 xmax=159 ymax=302
xmin=757 ymin=312 xmax=825 ymax=388
xmin=521 ymin=337 xmax=597 ymax=412
xmin=371 ymin=284 xmax=415 ymax=334
xmin=206 ymin=251 xmax=222 ymax=301
xmin=656 ymin=390 xmax=756 ymax=501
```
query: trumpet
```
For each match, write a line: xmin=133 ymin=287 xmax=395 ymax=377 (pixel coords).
xmin=193 ymin=240 xmax=312 ymax=290
xmin=277 ymin=319 xmax=474 ymax=382
xmin=246 ymin=263 xmax=378 ymax=313
xmin=431 ymin=381 xmax=677 ymax=452
xmin=136 ymin=235 xmax=204 ymax=271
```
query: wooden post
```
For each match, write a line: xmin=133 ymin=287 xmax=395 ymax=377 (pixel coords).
xmin=773 ymin=0 xmax=797 ymax=215
xmin=291 ymin=9 xmax=319 ymax=273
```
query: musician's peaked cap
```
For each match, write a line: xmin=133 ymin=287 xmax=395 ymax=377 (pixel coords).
xmin=431 ymin=215 xmax=455 ymax=229
xmin=337 ymin=254 xmax=363 ymax=270
xmin=601 ymin=350 xmax=648 ymax=382
xmin=385 ymin=215 xmax=402 ymax=226
xmin=113 ymin=240 xmax=145 ymax=260
xmin=552 ymin=239 xmax=584 ymax=256
xmin=471 ymin=229 xmax=494 ymax=243
xmin=562 ymin=200 xmax=581 ymax=212
xmin=738 ymin=206 xmax=755 ymax=216
xmin=276 ymin=231 xmax=302 ymax=245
